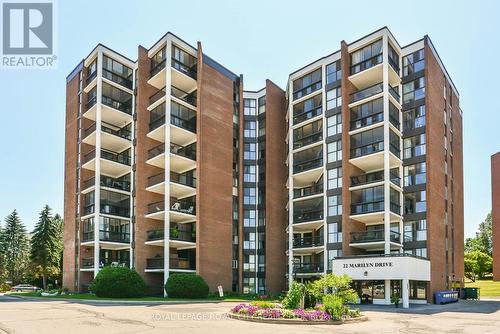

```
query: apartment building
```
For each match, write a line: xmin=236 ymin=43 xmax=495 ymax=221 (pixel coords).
xmin=492 ymin=152 xmax=500 ymax=281
xmin=64 ymin=27 xmax=463 ymax=307
xmin=287 ymin=28 xmax=463 ymax=308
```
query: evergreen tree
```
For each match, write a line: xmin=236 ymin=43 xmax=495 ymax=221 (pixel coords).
xmin=0 ymin=210 xmax=30 ymax=284
xmin=30 ymin=205 xmax=63 ymax=289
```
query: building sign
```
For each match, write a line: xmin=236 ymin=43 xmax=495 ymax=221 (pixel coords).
xmin=332 ymin=256 xmax=430 ymax=281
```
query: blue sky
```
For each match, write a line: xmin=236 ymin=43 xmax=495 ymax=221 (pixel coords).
xmin=0 ymin=0 xmax=498 ymax=237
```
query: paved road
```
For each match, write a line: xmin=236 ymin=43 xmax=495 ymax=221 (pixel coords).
xmin=0 ymin=295 xmax=499 ymax=334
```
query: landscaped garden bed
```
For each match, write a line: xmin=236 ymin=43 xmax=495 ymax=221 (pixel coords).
xmin=228 ymin=274 xmax=366 ymax=324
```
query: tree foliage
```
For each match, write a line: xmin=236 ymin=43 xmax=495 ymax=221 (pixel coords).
xmin=308 ymin=274 xmax=358 ymax=304
xmin=465 ymin=213 xmax=492 ymax=255
xmin=464 ymin=251 xmax=492 ymax=281
xmin=0 ymin=210 xmax=30 ymax=284
xmin=30 ymin=205 xmax=63 ymax=288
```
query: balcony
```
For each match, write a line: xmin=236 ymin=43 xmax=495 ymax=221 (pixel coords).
xmin=102 ymin=68 xmax=133 ymax=90
xmin=350 ymin=169 xmax=400 ymax=189
xmin=350 ymin=83 xmax=383 ymax=105
xmin=351 ymin=200 xmax=384 ymax=216
xmin=149 ymin=87 xmax=166 ymax=107
xmin=170 ymin=142 xmax=197 ymax=173
xmin=83 ymin=175 xmax=130 ymax=193
xmin=293 ymin=262 xmax=324 ymax=274
xmin=293 ymin=157 xmax=323 ymax=175
xmin=170 ymin=171 xmax=197 ymax=198
xmin=293 ymin=131 xmax=322 ymax=150
xmin=293 ymin=183 xmax=323 ymax=199
xmin=145 ymin=197 xmax=196 ymax=222
xmin=293 ymin=106 xmax=322 ymax=125
xmin=82 ymin=122 xmax=131 ymax=153
xmin=292 ymin=235 xmax=324 ymax=249
xmin=171 ymin=86 xmax=197 ymax=107
xmin=145 ymin=257 xmax=195 ymax=271
xmin=350 ymin=141 xmax=384 ymax=159
xmin=148 ymin=102 xmax=197 ymax=145
xmin=350 ymin=112 xmax=383 ymax=131
xmin=146 ymin=143 xmax=165 ymax=168
xmin=146 ymin=227 xmax=196 ymax=247
xmin=389 ymin=86 xmax=400 ymax=104
xmin=350 ymin=200 xmax=402 ymax=224
xmin=350 ymin=230 xmax=401 ymax=244
xmin=293 ymin=210 xmax=323 ymax=225
xmin=80 ymin=257 xmax=130 ymax=270
xmin=100 ymin=202 xmax=130 ymax=218
xmin=83 ymin=94 xmax=133 ymax=127
xmin=82 ymin=149 xmax=131 ymax=178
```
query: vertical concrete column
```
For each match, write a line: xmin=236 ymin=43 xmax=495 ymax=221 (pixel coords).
xmin=163 ymin=40 xmax=172 ymax=295
xmin=255 ymin=137 xmax=260 ymax=292
xmin=385 ymin=279 xmax=391 ymax=305
xmin=382 ymin=34 xmax=391 ymax=255
xmin=129 ymin=64 xmax=137 ymax=269
xmin=402 ymin=278 xmax=410 ymax=308
xmin=94 ymin=50 xmax=103 ymax=277
xmin=287 ymin=88 xmax=294 ymax=286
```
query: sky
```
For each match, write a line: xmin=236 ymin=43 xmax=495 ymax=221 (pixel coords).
xmin=0 ymin=0 xmax=498 ymax=237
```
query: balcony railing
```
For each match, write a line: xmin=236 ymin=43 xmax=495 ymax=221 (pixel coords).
xmin=101 ymin=149 xmax=131 ymax=166
xmin=350 ymin=230 xmax=401 ymax=244
xmin=293 ymin=209 xmax=323 ymax=224
xmin=171 ymin=58 xmax=197 ymax=80
xmin=83 ymin=123 xmax=131 ymax=141
xmin=171 ymin=142 xmax=196 ymax=160
xmin=81 ymin=257 xmax=94 ymax=269
xmin=350 ymin=53 xmax=383 ymax=75
xmin=350 ymin=141 xmax=384 ymax=159
xmin=293 ymin=106 xmax=322 ymax=125
xmin=99 ymin=230 xmax=130 ymax=243
xmin=102 ymin=68 xmax=133 ymax=89
xmin=148 ymin=143 xmax=165 ymax=160
xmin=389 ymin=57 xmax=400 ymax=73
xmin=86 ymin=71 xmax=97 ymax=85
xmin=293 ymin=183 xmax=323 ymax=199
xmin=147 ymin=173 xmax=164 ymax=187
xmin=146 ymin=257 xmax=195 ymax=270
xmin=170 ymin=171 xmax=196 ymax=188
xmin=293 ymin=81 xmax=322 ymax=101
xmin=389 ymin=86 xmax=400 ymax=103
xmin=293 ymin=262 xmax=324 ymax=273
xmin=83 ymin=204 xmax=94 ymax=216
xmin=83 ymin=149 xmax=96 ymax=164
xmin=149 ymin=87 xmax=166 ymax=105
xmin=81 ymin=257 xmax=130 ymax=269
xmin=171 ymin=198 xmax=196 ymax=215
xmin=351 ymin=200 xmax=384 ymax=215
xmin=350 ymin=83 xmax=383 ymax=103
xmin=83 ymin=175 xmax=130 ymax=192
xmin=171 ymin=113 xmax=196 ymax=133
xmin=86 ymin=95 xmax=97 ymax=110
xmin=147 ymin=201 xmax=164 ymax=214
xmin=100 ymin=203 xmax=130 ymax=218
xmin=150 ymin=58 xmax=166 ymax=78
xmin=82 ymin=231 xmax=94 ymax=242
xmin=293 ymin=157 xmax=323 ymax=174
xmin=102 ymin=95 xmax=132 ymax=115
xmin=293 ymin=131 xmax=322 ymax=150
xmin=171 ymin=86 xmax=197 ymax=107
xmin=350 ymin=112 xmax=383 ymax=131
xmin=403 ymin=144 xmax=426 ymax=160
xmin=147 ymin=228 xmax=195 ymax=243
xmin=292 ymin=235 xmax=323 ymax=248
xmin=350 ymin=171 xmax=384 ymax=187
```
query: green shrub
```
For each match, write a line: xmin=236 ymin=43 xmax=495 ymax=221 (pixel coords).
xmin=249 ymin=300 xmax=275 ymax=308
xmin=90 ymin=266 xmax=146 ymax=298
xmin=165 ymin=273 xmax=209 ymax=299
xmin=321 ymin=294 xmax=344 ymax=320
xmin=0 ymin=283 xmax=11 ymax=292
xmin=282 ymin=281 xmax=305 ymax=309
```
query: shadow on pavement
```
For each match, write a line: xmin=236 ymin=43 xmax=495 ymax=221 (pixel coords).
xmin=357 ymin=299 xmax=500 ymax=315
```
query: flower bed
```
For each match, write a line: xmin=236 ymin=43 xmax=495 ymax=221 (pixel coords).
xmin=229 ymin=302 xmax=364 ymax=324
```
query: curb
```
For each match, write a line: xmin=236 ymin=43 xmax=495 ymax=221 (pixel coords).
xmin=5 ymin=295 xmax=236 ymax=305
xmin=227 ymin=313 xmax=368 ymax=325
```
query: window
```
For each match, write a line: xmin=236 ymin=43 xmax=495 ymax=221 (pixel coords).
xmin=244 ymin=98 xmax=256 ymax=116
xmin=351 ymin=186 xmax=384 ymax=214
xmin=86 ymin=58 xmax=97 ymax=82
xmin=350 ymin=126 xmax=384 ymax=158
xmin=293 ymin=120 xmax=322 ymax=149
xmin=328 ymin=195 xmax=342 ymax=216
xmin=244 ymin=121 xmax=256 ymax=138
xmin=327 ymin=167 xmax=342 ymax=189
xmin=101 ymin=82 xmax=133 ymax=114
xmin=406 ymin=248 xmax=427 ymax=258
xmin=293 ymin=146 xmax=323 ymax=173
xmin=404 ymin=220 xmax=427 ymax=242
xmin=327 ymin=249 xmax=343 ymax=270
xmin=243 ymin=277 xmax=255 ymax=294
xmin=327 ymin=140 xmax=342 ymax=163
xmin=403 ymin=49 xmax=425 ymax=77
xmin=243 ymin=252 xmax=256 ymax=268
xmin=326 ymin=87 xmax=342 ymax=110
xmin=293 ymin=69 xmax=322 ymax=100
xmin=243 ymin=143 xmax=256 ymax=160
xmin=403 ymin=105 xmax=426 ymax=131
xmin=243 ymin=187 xmax=256 ymax=205
xmin=404 ymin=162 xmax=426 ymax=186
xmin=388 ymin=43 xmax=400 ymax=72
xmin=403 ymin=134 xmax=426 ymax=159
xmin=293 ymin=94 xmax=322 ymax=125
xmin=328 ymin=222 xmax=342 ymax=243
xmin=350 ymin=98 xmax=383 ymax=130
xmin=404 ymin=191 xmax=426 ymax=214
xmin=258 ymin=118 xmax=265 ymax=137
xmin=258 ymin=96 xmax=266 ymax=114
xmin=243 ymin=210 xmax=256 ymax=227
xmin=403 ymin=77 xmax=425 ymax=104
xmin=350 ymin=39 xmax=383 ymax=74
xmin=409 ymin=281 xmax=427 ymax=299
xmin=327 ymin=113 xmax=342 ymax=137
xmin=326 ymin=61 xmax=341 ymax=84
xmin=244 ymin=165 xmax=256 ymax=182
xmin=102 ymin=55 xmax=133 ymax=89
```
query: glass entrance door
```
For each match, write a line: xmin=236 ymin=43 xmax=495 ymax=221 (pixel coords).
xmin=360 ymin=281 xmax=373 ymax=304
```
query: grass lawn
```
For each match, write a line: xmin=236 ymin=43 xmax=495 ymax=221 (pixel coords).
xmin=465 ymin=279 xmax=500 ymax=297
xmin=7 ymin=292 xmax=273 ymax=302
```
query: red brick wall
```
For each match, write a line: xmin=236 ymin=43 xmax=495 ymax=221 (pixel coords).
xmin=492 ymin=153 xmax=500 ymax=280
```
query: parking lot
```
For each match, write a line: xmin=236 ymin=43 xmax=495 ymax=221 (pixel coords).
xmin=0 ymin=295 xmax=499 ymax=334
